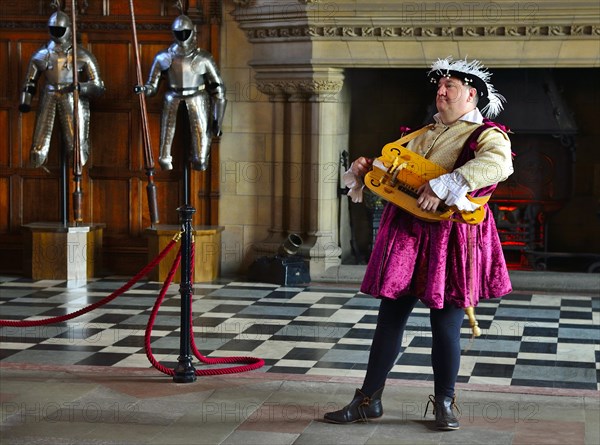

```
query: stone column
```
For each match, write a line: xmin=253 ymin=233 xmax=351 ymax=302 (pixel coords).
xmin=254 ymin=68 xmax=347 ymax=277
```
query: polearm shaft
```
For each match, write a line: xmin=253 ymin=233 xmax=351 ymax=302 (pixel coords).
xmin=129 ymin=0 xmax=159 ymax=226
xmin=71 ymin=0 xmax=83 ymax=223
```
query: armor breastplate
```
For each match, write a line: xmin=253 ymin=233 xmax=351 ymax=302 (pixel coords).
xmin=44 ymin=49 xmax=74 ymax=86
xmin=167 ymin=51 xmax=206 ymax=91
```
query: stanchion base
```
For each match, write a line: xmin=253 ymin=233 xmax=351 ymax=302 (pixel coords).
xmin=173 ymin=357 xmax=197 ymax=383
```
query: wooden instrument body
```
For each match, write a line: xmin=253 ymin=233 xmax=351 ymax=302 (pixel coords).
xmin=364 ymin=139 xmax=489 ymax=225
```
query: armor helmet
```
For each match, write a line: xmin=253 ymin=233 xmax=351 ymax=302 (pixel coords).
xmin=47 ymin=11 xmax=72 ymax=45
xmin=171 ymin=15 xmax=196 ymax=54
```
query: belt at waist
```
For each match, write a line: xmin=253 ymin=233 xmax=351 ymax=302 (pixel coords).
xmin=171 ymin=85 xmax=206 ymax=93
xmin=46 ymin=84 xmax=72 ymax=92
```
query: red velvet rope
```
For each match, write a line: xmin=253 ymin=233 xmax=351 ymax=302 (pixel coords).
xmin=144 ymin=244 xmax=265 ymax=376
xmin=0 ymin=239 xmax=178 ymax=328
xmin=1 ymin=237 xmax=265 ymax=376
xmin=187 ymin=242 xmax=265 ymax=375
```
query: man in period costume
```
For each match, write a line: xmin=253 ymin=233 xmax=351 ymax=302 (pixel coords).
xmin=324 ymin=57 xmax=513 ymax=431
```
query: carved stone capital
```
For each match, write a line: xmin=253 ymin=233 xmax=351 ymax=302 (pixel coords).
xmin=255 ymin=68 xmax=344 ymax=102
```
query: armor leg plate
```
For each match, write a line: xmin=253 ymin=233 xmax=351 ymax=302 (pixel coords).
xmin=158 ymin=94 xmax=180 ymax=170
xmin=186 ymin=93 xmax=211 ymax=171
xmin=30 ymin=92 xmax=57 ymax=168
xmin=78 ymin=98 xmax=91 ymax=166
xmin=58 ymin=95 xmax=91 ymax=166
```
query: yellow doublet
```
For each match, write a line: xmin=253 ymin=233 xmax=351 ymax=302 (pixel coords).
xmin=407 ymin=120 xmax=513 ymax=191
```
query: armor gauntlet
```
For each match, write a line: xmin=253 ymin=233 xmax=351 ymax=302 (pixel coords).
xmin=19 ymin=57 xmax=44 ymax=113
xmin=202 ymin=56 xmax=226 ymax=137
xmin=19 ymin=83 xmax=36 ymax=113
xmin=210 ymin=83 xmax=226 ymax=137
xmin=79 ymin=80 xmax=104 ymax=97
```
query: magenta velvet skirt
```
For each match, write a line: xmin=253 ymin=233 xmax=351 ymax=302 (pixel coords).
xmin=360 ymin=204 xmax=512 ymax=309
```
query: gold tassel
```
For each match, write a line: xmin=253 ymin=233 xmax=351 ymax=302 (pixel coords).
xmin=464 ymin=306 xmax=481 ymax=337
xmin=464 ymin=224 xmax=481 ymax=339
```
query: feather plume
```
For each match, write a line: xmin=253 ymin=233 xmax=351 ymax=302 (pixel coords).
xmin=428 ymin=56 xmax=506 ymax=119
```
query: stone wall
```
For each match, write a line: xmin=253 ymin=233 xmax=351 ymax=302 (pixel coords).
xmin=219 ymin=0 xmax=600 ymax=277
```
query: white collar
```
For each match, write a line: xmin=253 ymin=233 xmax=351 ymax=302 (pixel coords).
xmin=433 ymin=108 xmax=484 ymax=125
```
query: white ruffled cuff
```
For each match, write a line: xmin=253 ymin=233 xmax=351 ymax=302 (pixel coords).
xmin=343 ymin=165 xmax=365 ymax=203
xmin=429 ymin=171 xmax=480 ymax=211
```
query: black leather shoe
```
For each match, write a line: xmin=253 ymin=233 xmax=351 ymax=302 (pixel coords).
xmin=425 ymin=394 xmax=460 ymax=430
xmin=324 ymin=387 xmax=384 ymax=424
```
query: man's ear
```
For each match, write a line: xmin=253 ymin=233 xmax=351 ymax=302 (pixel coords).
xmin=469 ymin=87 xmax=478 ymax=101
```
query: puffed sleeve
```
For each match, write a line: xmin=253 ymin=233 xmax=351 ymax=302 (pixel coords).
xmin=454 ymin=127 xmax=513 ymax=191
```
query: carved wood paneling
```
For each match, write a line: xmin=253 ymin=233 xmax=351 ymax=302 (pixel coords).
xmin=0 ymin=40 xmax=9 ymax=100
xmin=89 ymin=41 xmax=131 ymax=103
xmin=0 ymin=178 xmax=9 ymax=228
xmin=0 ymin=110 xmax=8 ymax=165
xmin=92 ymin=111 xmax=132 ymax=169
xmin=0 ymin=0 xmax=221 ymax=275
xmin=22 ymin=177 xmax=62 ymax=224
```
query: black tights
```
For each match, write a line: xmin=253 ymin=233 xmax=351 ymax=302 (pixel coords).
xmin=361 ymin=296 xmax=464 ymax=399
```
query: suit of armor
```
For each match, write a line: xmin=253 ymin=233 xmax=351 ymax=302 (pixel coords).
xmin=144 ymin=15 xmax=226 ymax=171
xmin=19 ymin=11 xmax=105 ymax=168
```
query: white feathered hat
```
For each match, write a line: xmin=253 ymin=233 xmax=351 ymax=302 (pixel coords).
xmin=428 ymin=56 xmax=506 ymax=119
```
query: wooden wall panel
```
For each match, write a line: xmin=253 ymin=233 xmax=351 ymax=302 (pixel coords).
xmin=91 ymin=111 xmax=131 ymax=169
xmin=0 ymin=40 xmax=8 ymax=100
xmin=145 ymin=110 xmax=162 ymax=169
xmin=92 ymin=179 xmax=130 ymax=233
xmin=107 ymin=0 xmax=164 ymax=17
xmin=0 ymin=3 xmax=48 ymax=17
xmin=154 ymin=174 xmax=184 ymax=224
xmin=17 ymin=113 xmax=35 ymax=167
xmin=22 ymin=177 xmax=61 ymax=224
xmin=0 ymin=178 xmax=8 ymax=231
xmin=89 ymin=41 xmax=131 ymax=103
xmin=0 ymin=0 xmax=222 ymax=276
xmin=0 ymin=110 xmax=8 ymax=166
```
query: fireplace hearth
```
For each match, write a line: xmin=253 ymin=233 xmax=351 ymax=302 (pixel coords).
xmin=347 ymin=68 xmax=599 ymax=272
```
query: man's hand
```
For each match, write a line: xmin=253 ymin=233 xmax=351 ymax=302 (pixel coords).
xmin=417 ymin=181 xmax=442 ymax=212
xmin=351 ymin=157 xmax=373 ymax=177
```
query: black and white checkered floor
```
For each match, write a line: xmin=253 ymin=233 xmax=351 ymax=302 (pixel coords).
xmin=1 ymin=276 xmax=598 ymax=391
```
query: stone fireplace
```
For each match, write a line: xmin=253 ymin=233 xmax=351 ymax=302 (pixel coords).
xmin=222 ymin=0 xmax=600 ymax=277
xmin=344 ymin=67 xmax=588 ymax=271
